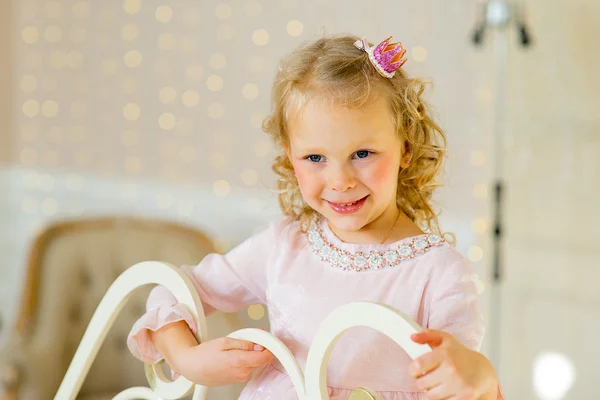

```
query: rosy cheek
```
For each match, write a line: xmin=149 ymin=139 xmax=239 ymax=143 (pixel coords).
xmin=292 ymin=162 xmax=307 ymax=185
xmin=363 ymin=157 xmax=398 ymax=186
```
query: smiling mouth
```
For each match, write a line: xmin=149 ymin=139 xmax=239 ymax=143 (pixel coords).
xmin=329 ymin=197 xmax=366 ymax=206
xmin=326 ymin=195 xmax=368 ymax=214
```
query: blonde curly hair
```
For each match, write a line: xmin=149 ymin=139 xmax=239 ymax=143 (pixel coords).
xmin=263 ymin=34 xmax=447 ymax=236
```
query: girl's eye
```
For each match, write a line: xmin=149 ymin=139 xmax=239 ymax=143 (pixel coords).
xmin=308 ymin=155 xmax=323 ymax=163
xmin=354 ymin=150 xmax=371 ymax=159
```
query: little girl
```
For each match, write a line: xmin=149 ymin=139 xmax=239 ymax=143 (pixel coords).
xmin=128 ymin=35 xmax=504 ymax=400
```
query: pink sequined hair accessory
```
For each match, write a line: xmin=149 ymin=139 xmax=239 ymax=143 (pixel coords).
xmin=354 ymin=36 xmax=407 ymax=78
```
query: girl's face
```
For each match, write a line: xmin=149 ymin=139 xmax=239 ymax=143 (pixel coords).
xmin=287 ymin=96 xmax=411 ymax=241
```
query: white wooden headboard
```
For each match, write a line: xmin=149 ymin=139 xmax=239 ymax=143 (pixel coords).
xmin=53 ymin=262 xmax=431 ymax=400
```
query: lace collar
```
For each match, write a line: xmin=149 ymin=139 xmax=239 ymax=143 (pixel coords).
xmin=306 ymin=216 xmax=446 ymax=272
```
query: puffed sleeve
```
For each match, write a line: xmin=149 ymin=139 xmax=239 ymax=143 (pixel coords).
xmin=127 ymin=220 xmax=282 ymax=364
xmin=426 ymin=254 xmax=485 ymax=351
xmin=427 ymin=255 xmax=506 ymax=398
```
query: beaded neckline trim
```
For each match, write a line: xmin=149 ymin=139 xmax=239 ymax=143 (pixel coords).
xmin=307 ymin=218 xmax=445 ymax=272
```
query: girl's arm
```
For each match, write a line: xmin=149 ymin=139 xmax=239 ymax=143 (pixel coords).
xmin=127 ymin=220 xmax=283 ymax=365
xmin=411 ymin=253 xmax=505 ymax=399
xmin=149 ymin=320 xmax=197 ymax=373
xmin=149 ymin=320 xmax=274 ymax=386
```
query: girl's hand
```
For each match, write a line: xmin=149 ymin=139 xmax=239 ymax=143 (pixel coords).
xmin=171 ymin=336 xmax=274 ymax=387
xmin=409 ymin=329 xmax=499 ymax=400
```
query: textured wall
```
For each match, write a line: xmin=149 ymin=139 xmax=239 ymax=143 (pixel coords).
xmin=0 ymin=0 xmax=13 ymax=164
xmin=11 ymin=0 xmax=490 ymax=226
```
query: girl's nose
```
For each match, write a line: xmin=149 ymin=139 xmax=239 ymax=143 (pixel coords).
xmin=327 ymin=165 xmax=356 ymax=192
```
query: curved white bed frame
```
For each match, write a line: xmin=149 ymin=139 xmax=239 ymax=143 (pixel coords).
xmin=53 ymin=262 xmax=431 ymax=400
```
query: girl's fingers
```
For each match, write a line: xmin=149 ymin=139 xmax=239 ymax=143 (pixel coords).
xmin=422 ymin=382 xmax=455 ymax=400
xmin=411 ymin=329 xmax=451 ymax=348
xmin=220 ymin=337 xmax=263 ymax=352
xmin=230 ymin=348 xmax=275 ymax=368
xmin=410 ymin=350 xmax=443 ymax=378
xmin=415 ymin=363 xmax=445 ymax=391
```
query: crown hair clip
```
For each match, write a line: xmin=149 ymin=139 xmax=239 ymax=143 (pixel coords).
xmin=354 ymin=36 xmax=407 ymax=78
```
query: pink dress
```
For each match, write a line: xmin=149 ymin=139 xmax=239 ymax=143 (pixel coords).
xmin=127 ymin=217 xmax=493 ymax=400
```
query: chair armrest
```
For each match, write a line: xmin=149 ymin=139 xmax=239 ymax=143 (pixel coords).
xmin=0 ymin=333 xmax=24 ymax=400
xmin=0 ymin=362 xmax=20 ymax=400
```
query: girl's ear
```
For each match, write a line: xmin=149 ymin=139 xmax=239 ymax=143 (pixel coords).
xmin=400 ymin=141 xmax=412 ymax=169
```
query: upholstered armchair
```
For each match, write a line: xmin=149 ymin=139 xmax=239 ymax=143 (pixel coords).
xmin=0 ymin=217 xmax=263 ymax=400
